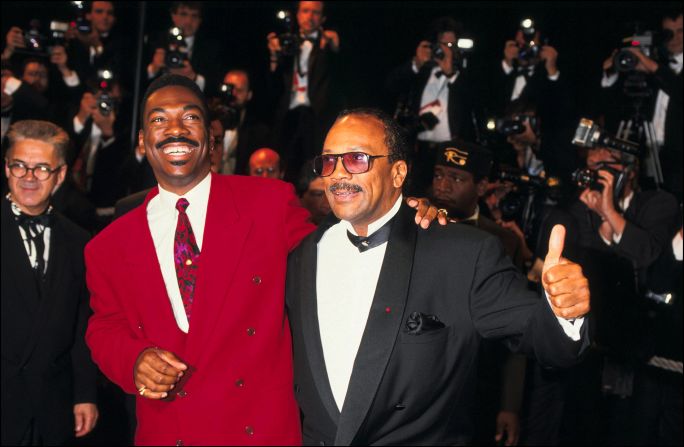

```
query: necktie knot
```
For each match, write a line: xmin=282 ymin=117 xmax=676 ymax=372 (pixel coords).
xmin=176 ymin=198 xmax=189 ymax=213
xmin=17 ymin=212 xmax=52 ymax=228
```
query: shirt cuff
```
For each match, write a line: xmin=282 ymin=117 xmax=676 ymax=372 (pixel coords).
xmin=411 ymin=60 xmax=419 ymax=74
xmin=147 ymin=65 xmax=158 ymax=80
xmin=63 ymin=70 xmax=80 ymax=87
xmin=545 ymin=290 xmax=584 ymax=341
xmin=547 ymin=71 xmax=560 ymax=81
xmin=4 ymin=77 xmax=22 ymax=95
xmin=501 ymin=60 xmax=514 ymax=75
xmin=73 ymin=115 xmax=85 ymax=133
xmin=600 ymin=232 xmax=612 ymax=246
xmin=612 ymin=231 xmax=623 ymax=244
xmin=673 ymin=231 xmax=683 ymax=261
xmin=195 ymin=74 xmax=206 ymax=92
xmin=601 ymin=72 xmax=618 ymax=88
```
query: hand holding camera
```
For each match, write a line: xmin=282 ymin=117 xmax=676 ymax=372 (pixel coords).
xmin=539 ymin=44 xmax=558 ymax=76
xmin=320 ymin=28 xmax=339 ymax=51
xmin=3 ymin=26 xmax=26 ymax=59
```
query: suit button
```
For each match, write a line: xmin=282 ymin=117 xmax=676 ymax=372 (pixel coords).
xmin=178 ymin=390 xmax=187 ymax=398
xmin=252 ymin=275 xmax=262 ymax=284
xmin=246 ymin=327 xmax=256 ymax=336
xmin=235 ymin=379 xmax=245 ymax=388
xmin=245 ymin=425 xmax=254 ymax=436
xmin=137 ymin=324 xmax=143 ymax=330
xmin=176 ymin=440 xmax=183 ymax=446
xmin=395 ymin=403 xmax=406 ymax=410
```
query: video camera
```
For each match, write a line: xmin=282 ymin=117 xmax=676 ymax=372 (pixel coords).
xmin=495 ymin=168 xmax=562 ymax=223
xmin=165 ymin=26 xmax=189 ymax=68
xmin=431 ymin=38 xmax=474 ymax=71
xmin=275 ymin=10 xmax=298 ymax=57
xmin=613 ymin=32 xmax=654 ymax=73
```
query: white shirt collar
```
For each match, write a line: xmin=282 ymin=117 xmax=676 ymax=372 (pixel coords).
xmin=343 ymin=194 xmax=403 ymax=237
xmin=157 ymin=171 xmax=211 ymax=211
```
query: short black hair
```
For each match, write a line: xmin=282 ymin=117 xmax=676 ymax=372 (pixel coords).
xmin=140 ymin=74 xmax=209 ymax=130
xmin=171 ymin=1 xmax=203 ymax=16
xmin=427 ymin=16 xmax=463 ymax=41
xmin=335 ymin=108 xmax=410 ymax=163
xmin=661 ymin=8 xmax=682 ymax=22
xmin=504 ymin=98 xmax=537 ymax=117
xmin=21 ymin=58 xmax=47 ymax=76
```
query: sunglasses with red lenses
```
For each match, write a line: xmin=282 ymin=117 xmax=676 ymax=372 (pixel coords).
xmin=313 ymin=152 xmax=388 ymax=177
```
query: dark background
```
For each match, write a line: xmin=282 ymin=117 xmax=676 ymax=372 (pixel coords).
xmin=2 ymin=1 xmax=680 ymax=122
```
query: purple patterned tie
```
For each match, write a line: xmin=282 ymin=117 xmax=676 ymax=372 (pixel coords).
xmin=174 ymin=198 xmax=200 ymax=322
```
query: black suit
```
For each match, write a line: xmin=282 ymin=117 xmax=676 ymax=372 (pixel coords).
xmin=286 ymin=204 xmax=589 ymax=445
xmin=1 ymin=197 xmax=97 ymax=445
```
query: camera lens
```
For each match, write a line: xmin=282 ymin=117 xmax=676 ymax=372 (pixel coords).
xmin=614 ymin=49 xmax=637 ymax=72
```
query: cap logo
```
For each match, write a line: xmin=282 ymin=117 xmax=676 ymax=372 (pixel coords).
xmin=444 ymin=147 xmax=468 ymax=166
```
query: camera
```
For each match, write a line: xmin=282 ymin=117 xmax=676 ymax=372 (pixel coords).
xmin=496 ymin=167 xmax=564 ymax=222
xmin=517 ymin=18 xmax=543 ymax=66
xmin=215 ymin=83 xmax=240 ymax=130
xmin=71 ymin=1 xmax=92 ymax=34
xmin=571 ymin=164 xmax=625 ymax=192
xmin=490 ymin=114 xmax=539 ymax=137
xmin=431 ymin=38 xmax=474 ymax=71
xmin=165 ymin=27 xmax=189 ymax=69
xmin=21 ymin=19 xmax=46 ymax=54
xmin=96 ymin=69 xmax=115 ymax=116
xmin=276 ymin=10 xmax=298 ymax=57
xmin=572 ymin=118 xmax=640 ymax=156
xmin=613 ymin=32 xmax=653 ymax=73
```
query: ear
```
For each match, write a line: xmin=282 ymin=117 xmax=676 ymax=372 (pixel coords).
xmin=391 ymin=160 xmax=408 ymax=188
xmin=138 ymin=130 xmax=145 ymax=155
xmin=52 ymin=164 xmax=67 ymax=194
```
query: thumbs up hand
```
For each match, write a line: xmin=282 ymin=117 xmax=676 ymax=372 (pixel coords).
xmin=542 ymin=225 xmax=590 ymax=320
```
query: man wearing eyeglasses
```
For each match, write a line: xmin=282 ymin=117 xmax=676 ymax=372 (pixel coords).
xmin=1 ymin=120 xmax=98 ymax=445
xmin=285 ymin=108 xmax=592 ymax=445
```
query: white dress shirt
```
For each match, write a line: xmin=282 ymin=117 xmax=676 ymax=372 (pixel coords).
xmin=8 ymin=195 xmax=51 ymax=275
xmin=317 ymin=195 xmax=403 ymax=410
xmin=417 ymin=66 xmax=458 ymax=143
xmin=147 ymin=173 xmax=211 ymax=333
xmin=289 ymin=31 xmax=318 ymax=109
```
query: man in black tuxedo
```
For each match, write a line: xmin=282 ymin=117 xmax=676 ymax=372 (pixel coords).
xmin=385 ymin=17 xmax=479 ymax=195
xmin=1 ymin=120 xmax=98 ymax=445
xmin=285 ymin=108 xmax=591 ymax=445
xmin=267 ymin=0 xmax=341 ymax=182
xmin=147 ymin=2 xmax=222 ymax=96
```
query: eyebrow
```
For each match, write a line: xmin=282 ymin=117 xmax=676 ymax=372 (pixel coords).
xmin=147 ymin=104 xmax=203 ymax=119
xmin=322 ymin=146 xmax=368 ymax=154
xmin=9 ymin=158 xmax=51 ymax=166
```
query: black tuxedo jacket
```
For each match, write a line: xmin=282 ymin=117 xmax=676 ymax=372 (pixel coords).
xmin=286 ymin=203 xmax=589 ymax=445
xmin=1 ymin=198 xmax=97 ymax=445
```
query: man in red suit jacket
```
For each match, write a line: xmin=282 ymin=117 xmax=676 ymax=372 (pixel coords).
xmin=85 ymin=74 xmax=314 ymax=445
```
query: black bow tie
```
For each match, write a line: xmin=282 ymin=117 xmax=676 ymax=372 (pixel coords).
xmin=346 ymin=218 xmax=393 ymax=253
xmin=17 ymin=212 xmax=52 ymax=228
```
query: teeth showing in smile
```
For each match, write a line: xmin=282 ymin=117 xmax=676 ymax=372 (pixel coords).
xmin=163 ymin=146 xmax=193 ymax=155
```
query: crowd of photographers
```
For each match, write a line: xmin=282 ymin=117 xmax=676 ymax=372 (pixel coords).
xmin=1 ymin=1 xmax=681 ymax=445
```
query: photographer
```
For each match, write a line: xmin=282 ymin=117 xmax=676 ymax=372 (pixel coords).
xmin=147 ymin=2 xmax=222 ymax=94
xmin=386 ymin=17 xmax=479 ymax=196
xmin=266 ymin=0 xmax=341 ymax=182
xmin=65 ymin=1 xmax=132 ymax=89
xmin=529 ymin=144 xmax=679 ymax=443
xmin=212 ymin=69 xmax=273 ymax=175
xmin=67 ymin=75 xmax=130 ymax=210
xmin=600 ymin=10 xmax=682 ymax=201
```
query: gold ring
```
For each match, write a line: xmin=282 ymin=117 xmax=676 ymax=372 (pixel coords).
xmin=437 ymin=208 xmax=449 ymax=218
xmin=138 ymin=385 xmax=147 ymax=396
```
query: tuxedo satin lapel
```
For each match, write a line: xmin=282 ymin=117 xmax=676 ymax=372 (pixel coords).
xmin=301 ymin=220 xmax=341 ymax=424
xmin=1 ymin=201 xmax=40 ymax=317
xmin=335 ymin=204 xmax=417 ymax=446
xmin=184 ymin=176 xmax=252 ymax=366
xmin=18 ymin=219 xmax=66 ymax=367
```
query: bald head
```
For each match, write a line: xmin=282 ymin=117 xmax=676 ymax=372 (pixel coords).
xmin=249 ymin=148 xmax=283 ymax=179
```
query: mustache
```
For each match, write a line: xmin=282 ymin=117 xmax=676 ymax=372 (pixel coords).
xmin=329 ymin=182 xmax=363 ymax=193
xmin=155 ymin=136 xmax=200 ymax=150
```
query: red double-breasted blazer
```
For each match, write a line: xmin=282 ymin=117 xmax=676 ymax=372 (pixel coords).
xmin=85 ymin=174 xmax=314 ymax=445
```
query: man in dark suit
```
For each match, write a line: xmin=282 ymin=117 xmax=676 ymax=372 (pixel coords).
xmin=385 ymin=17 xmax=479 ymax=195
xmin=286 ymin=108 xmax=591 ymax=445
xmin=1 ymin=120 xmax=98 ymax=445
xmin=146 ymin=1 xmax=222 ymax=96
xmin=267 ymin=0 xmax=341 ymax=182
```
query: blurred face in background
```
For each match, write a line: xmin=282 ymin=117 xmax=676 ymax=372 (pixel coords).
xmin=249 ymin=148 xmax=283 ymax=179
xmin=172 ymin=5 xmax=202 ymax=38
xmin=88 ymin=1 xmax=116 ymax=35
xmin=297 ymin=1 xmax=325 ymax=35
xmin=663 ymin=14 xmax=683 ymax=55
xmin=22 ymin=62 xmax=48 ymax=94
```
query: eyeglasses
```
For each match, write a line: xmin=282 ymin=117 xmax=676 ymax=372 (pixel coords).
xmin=313 ymin=152 xmax=388 ymax=177
xmin=7 ymin=162 xmax=64 ymax=181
